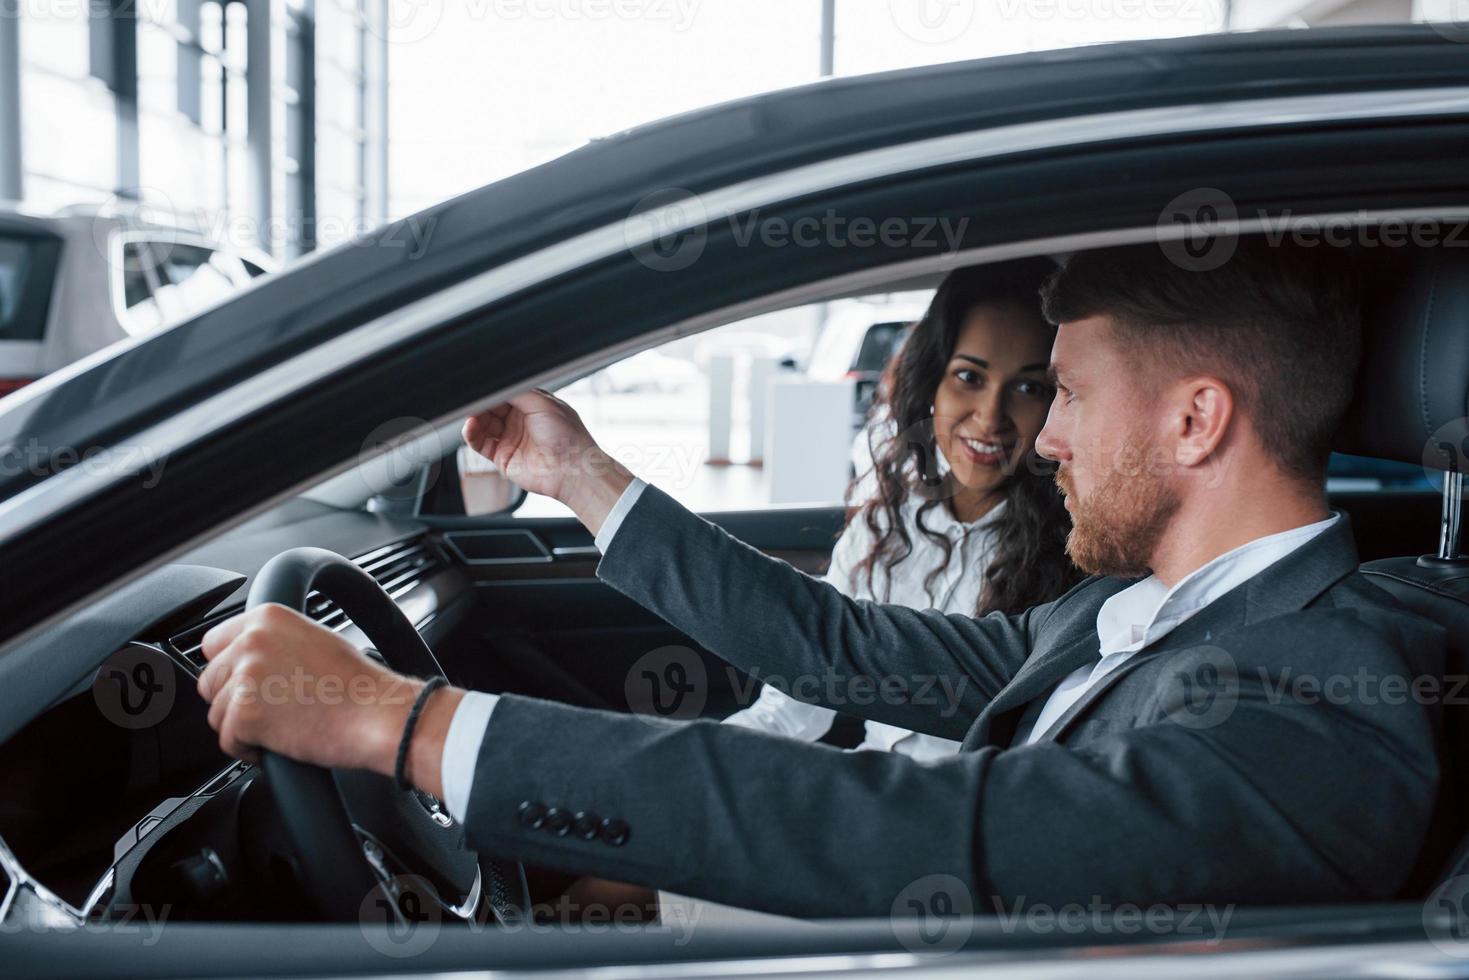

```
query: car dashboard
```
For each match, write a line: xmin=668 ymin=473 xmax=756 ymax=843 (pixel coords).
xmin=0 ymin=498 xmax=474 ymax=927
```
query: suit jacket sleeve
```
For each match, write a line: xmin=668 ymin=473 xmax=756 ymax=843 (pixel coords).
xmin=462 ymin=608 xmax=1439 ymax=918
xmin=595 ymin=483 xmax=1045 ymax=739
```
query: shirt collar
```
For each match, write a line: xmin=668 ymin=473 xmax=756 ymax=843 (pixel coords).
xmin=902 ymin=492 xmax=1007 ymax=535
xmin=1095 ymin=512 xmax=1342 ymax=656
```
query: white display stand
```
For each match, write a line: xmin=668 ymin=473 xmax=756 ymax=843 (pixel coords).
xmin=707 ymin=354 xmax=734 ymax=465
xmin=747 ymin=356 xmax=779 ymax=465
xmin=765 ymin=377 xmax=854 ymax=505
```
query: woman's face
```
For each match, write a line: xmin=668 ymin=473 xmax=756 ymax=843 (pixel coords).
xmin=931 ymin=302 xmax=1056 ymax=496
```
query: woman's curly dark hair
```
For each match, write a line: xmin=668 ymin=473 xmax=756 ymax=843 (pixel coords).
xmin=847 ymin=258 xmax=1081 ymax=616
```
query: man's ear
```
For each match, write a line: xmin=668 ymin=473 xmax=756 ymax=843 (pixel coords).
xmin=1171 ymin=376 xmax=1233 ymax=469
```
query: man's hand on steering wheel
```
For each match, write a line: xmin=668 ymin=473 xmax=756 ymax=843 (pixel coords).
xmin=196 ymin=603 xmax=461 ymax=798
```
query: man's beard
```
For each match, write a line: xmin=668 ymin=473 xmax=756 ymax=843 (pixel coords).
xmin=1056 ymin=448 xmax=1180 ymax=578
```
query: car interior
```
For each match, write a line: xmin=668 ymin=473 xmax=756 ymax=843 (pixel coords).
xmin=3 ymin=222 xmax=1469 ymax=973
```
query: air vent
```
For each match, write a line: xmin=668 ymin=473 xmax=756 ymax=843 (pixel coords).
xmin=169 ymin=537 xmax=445 ymax=670
xmin=170 ymin=608 xmax=240 ymax=672
xmin=305 ymin=537 xmax=445 ymax=631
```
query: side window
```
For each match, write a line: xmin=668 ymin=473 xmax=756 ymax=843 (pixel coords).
xmin=118 ymin=241 xmax=167 ymax=335
xmin=472 ymin=294 xmax=932 ymax=519
xmin=1327 ymin=453 xmax=1436 ymax=492
xmin=149 ymin=242 xmax=240 ymax=320
xmin=0 ymin=233 xmax=62 ymax=342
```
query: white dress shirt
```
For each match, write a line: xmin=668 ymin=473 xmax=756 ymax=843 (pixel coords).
xmin=440 ymin=477 xmax=1339 ymax=818
xmin=1021 ymin=511 xmax=1340 ymax=744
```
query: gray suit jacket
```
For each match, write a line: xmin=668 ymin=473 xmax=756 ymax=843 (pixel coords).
xmin=464 ymin=485 xmax=1446 ymax=918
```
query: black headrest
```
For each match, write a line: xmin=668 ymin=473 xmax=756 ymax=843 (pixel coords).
xmin=1335 ymin=243 xmax=1469 ymax=468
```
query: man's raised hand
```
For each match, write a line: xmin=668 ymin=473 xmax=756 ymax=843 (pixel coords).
xmin=463 ymin=389 xmax=634 ymax=534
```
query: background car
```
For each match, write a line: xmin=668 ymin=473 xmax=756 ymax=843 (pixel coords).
xmin=0 ymin=203 xmax=273 ymax=399
xmin=806 ymin=299 xmax=929 ymax=433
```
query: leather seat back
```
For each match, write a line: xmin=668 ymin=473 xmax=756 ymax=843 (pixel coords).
xmin=1336 ymin=239 xmax=1469 ymax=895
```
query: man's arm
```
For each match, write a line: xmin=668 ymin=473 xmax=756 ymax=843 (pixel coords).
xmin=195 ymin=591 xmax=1441 ymax=918
xmin=464 ymin=393 xmax=1044 ymax=735
xmin=600 ymin=482 xmax=1042 ymax=737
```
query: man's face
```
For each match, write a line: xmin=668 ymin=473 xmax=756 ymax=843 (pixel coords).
xmin=1035 ymin=316 xmax=1180 ymax=578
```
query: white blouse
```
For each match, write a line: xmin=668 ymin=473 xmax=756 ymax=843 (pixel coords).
xmin=722 ymin=479 xmax=1005 ymax=761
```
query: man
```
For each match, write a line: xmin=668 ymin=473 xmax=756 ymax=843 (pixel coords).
xmin=196 ymin=239 xmax=1444 ymax=918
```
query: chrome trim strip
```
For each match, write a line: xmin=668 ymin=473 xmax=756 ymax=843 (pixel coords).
xmin=551 ymin=545 xmax=602 ymax=558
xmin=223 ymin=939 xmax=1469 ymax=980
xmin=3 ymin=85 xmax=1468 ymax=553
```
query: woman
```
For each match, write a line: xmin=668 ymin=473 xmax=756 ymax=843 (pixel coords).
xmin=723 ymin=256 xmax=1080 ymax=758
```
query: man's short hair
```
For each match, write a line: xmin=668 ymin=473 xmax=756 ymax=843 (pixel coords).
xmin=1039 ymin=237 xmax=1363 ymax=484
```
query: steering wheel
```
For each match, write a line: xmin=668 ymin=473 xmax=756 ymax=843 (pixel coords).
xmin=247 ymin=547 xmax=530 ymax=924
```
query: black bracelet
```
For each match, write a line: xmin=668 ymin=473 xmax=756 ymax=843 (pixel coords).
xmin=395 ymin=676 xmax=448 ymax=792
